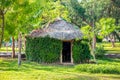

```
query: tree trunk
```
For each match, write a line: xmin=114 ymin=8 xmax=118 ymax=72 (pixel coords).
xmin=18 ymin=33 xmax=22 ymax=66
xmin=112 ymin=34 xmax=115 ymax=47
xmin=92 ymin=35 xmax=96 ymax=50
xmin=0 ymin=12 xmax=4 ymax=48
xmin=109 ymin=34 xmax=115 ymax=47
xmin=6 ymin=43 xmax=8 ymax=53
xmin=24 ymin=35 xmax=26 ymax=50
xmin=111 ymin=41 xmax=115 ymax=47
xmin=91 ymin=18 xmax=96 ymax=62
xmin=12 ymin=36 xmax=15 ymax=58
xmin=92 ymin=34 xmax=96 ymax=62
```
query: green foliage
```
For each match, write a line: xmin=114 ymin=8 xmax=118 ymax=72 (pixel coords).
xmin=3 ymin=0 xmax=69 ymax=41
xmin=38 ymin=0 xmax=69 ymax=26
xmin=96 ymin=18 xmax=116 ymax=36
xmin=25 ymin=36 xmax=62 ymax=63
xmin=0 ymin=0 xmax=14 ymax=8
xmin=96 ymin=36 xmax=103 ymax=42
xmin=73 ymin=41 xmax=91 ymax=63
xmin=75 ymin=63 xmax=120 ymax=74
xmin=106 ymin=0 xmax=120 ymax=23
xmin=81 ymin=25 xmax=93 ymax=39
xmin=95 ymin=45 xmax=106 ymax=58
xmin=68 ymin=0 xmax=110 ymax=27
xmin=26 ymin=36 xmax=91 ymax=63
xmin=70 ymin=0 xmax=85 ymax=17
xmin=75 ymin=58 xmax=120 ymax=74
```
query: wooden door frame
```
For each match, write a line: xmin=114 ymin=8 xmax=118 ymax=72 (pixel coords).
xmin=60 ymin=40 xmax=73 ymax=64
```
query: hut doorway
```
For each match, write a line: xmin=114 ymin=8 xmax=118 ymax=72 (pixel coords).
xmin=62 ymin=41 xmax=71 ymax=63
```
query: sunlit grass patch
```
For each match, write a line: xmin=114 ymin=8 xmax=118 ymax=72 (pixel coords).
xmin=97 ymin=42 xmax=120 ymax=54
xmin=100 ymin=42 xmax=120 ymax=47
xmin=104 ymin=47 xmax=120 ymax=51
xmin=0 ymin=58 xmax=120 ymax=80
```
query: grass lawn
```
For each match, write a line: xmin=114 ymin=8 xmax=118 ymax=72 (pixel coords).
xmin=97 ymin=42 xmax=120 ymax=54
xmin=105 ymin=47 xmax=120 ymax=54
xmin=0 ymin=47 xmax=18 ymax=52
xmin=0 ymin=58 xmax=120 ymax=80
xmin=0 ymin=47 xmax=12 ymax=52
xmin=0 ymin=47 xmax=23 ymax=53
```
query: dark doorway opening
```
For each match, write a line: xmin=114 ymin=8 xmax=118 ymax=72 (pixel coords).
xmin=62 ymin=41 xmax=71 ymax=63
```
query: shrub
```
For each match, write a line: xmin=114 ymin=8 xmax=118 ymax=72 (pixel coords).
xmin=73 ymin=41 xmax=91 ymax=63
xmin=75 ymin=64 xmax=120 ymax=74
xmin=95 ymin=45 xmax=106 ymax=58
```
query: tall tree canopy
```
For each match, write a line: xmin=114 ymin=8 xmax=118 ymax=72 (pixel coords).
xmin=66 ymin=0 xmax=110 ymax=62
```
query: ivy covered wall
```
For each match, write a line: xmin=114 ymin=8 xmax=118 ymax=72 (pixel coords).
xmin=73 ymin=41 xmax=91 ymax=63
xmin=25 ymin=37 xmax=91 ymax=63
xmin=25 ymin=36 xmax=62 ymax=63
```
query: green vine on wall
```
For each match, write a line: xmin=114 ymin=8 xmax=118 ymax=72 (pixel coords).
xmin=25 ymin=36 xmax=62 ymax=63
xmin=25 ymin=36 xmax=91 ymax=63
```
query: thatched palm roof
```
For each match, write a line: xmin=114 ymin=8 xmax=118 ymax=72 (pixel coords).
xmin=30 ymin=17 xmax=83 ymax=40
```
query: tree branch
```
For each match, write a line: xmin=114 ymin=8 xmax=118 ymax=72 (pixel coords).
xmin=3 ymin=8 xmax=10 ymax=14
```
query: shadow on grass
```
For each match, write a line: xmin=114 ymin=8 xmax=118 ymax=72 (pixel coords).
xmin=1 ymin=58 xmax=120 ymax=80
xmin=0 ymin=58 xmax=74 ymax=73
xmin=1 ymin=58 xmax=120 ymax=75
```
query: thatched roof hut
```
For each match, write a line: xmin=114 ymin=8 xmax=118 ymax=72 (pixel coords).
xmin=27 ymin=17 xmax=83 ymax=64
xmin=30 ymin=17 xmax=82 ymax=40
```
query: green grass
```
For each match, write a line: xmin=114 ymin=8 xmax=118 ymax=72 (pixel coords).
xmin=104 ymin=47 xmax=120 ymax=51
xmin=104 ymin=47 xmax=120 ymax=54
xmin=0 ymin=47 xmax=24 ymax=52
xmin=0 ymin=47 xmax=12 ymax=51
xmin=97 ymin=42 xmax=120 ymax=54
xmin=0 ymin=58 xmax=120 ymax=80
xmin=99 ymin=42 xmax=120 ymax=47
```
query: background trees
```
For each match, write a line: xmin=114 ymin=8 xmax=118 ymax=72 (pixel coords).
xmin=0 ymin=0 xmax=15 ymax=47
xmin=67 ymin=0 xmax=110 ymax=62
xmin=0 ymin=0 xmax=120 ymax=60
xmin=96 ymin=18 xmax=117 ymax=47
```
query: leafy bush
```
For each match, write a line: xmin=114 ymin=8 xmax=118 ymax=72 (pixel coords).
xmin=73 ymin=41 xmax=91 ymax=63
xmin=25 ymin=36 xmax=62 ymax=63
xmin=95 ymin=45 xmax=106 ymax=58
xmin=75 ymin=64 xmax=120 ymax=74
